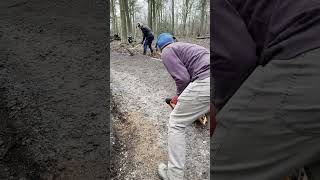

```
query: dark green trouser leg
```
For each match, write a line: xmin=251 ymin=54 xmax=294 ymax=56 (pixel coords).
xmin=211 ymin=49 xmax=320 ymax=180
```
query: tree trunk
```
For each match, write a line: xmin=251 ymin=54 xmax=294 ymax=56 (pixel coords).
xmin=111 ymin=0 xmax=117 ymax=34
xmin=199 ymin=0 xmax=207 ymax=36
xmin=148 ymin=0 xmax=152 ymax=29
xmin=119 ymin=0 xmax=127 ymax=43
xmin=182 ymin=0 xmax=190 ymax=36
xmin=191 ymin=18 xmax=194 ymax=36
xmin=171 ymin=0 xmax=174 ymax=35
xmin=152 ymin=0 xmax=156 ymax=34
xmin=123 ymin=0 xmax=132 ymax=36
xmin=110 ymin=0 xmax=114 ymax=33
xmin=204 ymin=12 xmax=208 ymax=35
xmin=114 ymin=0 xmax=119 ymax=34
xmin=188 ymin=15 xmax=191 ymax=36
xmin=129 ymin=0 xmax=135 ymax=36
xmin=176 ymin=12 xmax=179 ymax=35
xmin=156 ymin=3 xmax=159 ymax=34
xmin=132 ymin=10 xmax=135 ymax=37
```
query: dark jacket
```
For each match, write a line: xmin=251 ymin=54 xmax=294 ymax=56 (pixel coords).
xmin=140 ymin=25 xmax=154 ymax=42
xmin=213 ymin=0 xmax=320 ymax=110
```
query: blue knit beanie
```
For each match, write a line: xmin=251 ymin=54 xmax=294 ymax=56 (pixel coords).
xmin=157 ymin=33 xmax=175 ymax=50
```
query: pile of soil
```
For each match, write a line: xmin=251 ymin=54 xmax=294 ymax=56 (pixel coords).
xmin=0 ymin=0 xmax=109 ymax=179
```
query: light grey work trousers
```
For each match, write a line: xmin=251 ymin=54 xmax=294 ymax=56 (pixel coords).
xmin=167 ymin=77 xmax=210 ymax=180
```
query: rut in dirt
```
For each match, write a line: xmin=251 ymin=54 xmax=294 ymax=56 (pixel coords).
xmin=110 ymin=95 xmax=167 ymax=179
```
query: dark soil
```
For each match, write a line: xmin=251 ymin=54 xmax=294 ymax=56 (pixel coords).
xmin=0 ymin=0 xmax=109 ymax=179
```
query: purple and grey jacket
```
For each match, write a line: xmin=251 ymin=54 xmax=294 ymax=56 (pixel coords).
xmin=161 ymin=42 xmax=210 ymax=96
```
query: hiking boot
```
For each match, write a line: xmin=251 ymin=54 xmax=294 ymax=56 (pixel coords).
xmin=158 ymin=162 xmax=170 ymax=180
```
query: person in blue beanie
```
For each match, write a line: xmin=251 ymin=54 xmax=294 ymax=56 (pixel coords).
xmin=156 ymin=33 xmax=210 ymax=180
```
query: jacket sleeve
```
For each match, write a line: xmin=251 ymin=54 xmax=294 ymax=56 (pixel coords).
xmin=161 ymin=47 xmax=190 ymax=96
xmin=213 ymin=0 xmax=258 ymax=110
xmin=141 ymin=28 xmax=146 ymax=42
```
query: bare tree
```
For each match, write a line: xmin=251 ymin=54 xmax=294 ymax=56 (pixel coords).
xmin=171 ymin=0 xmax=174 ymax=35
xmin=124 ymin=0 xmax=132 ymax=36
xmin=110 ymin=0 xmax=119 ymax=34
xmin=199 ymin=0 xmax=207 ymax=36
xmin=152 ymin=0 xmax=156 ymax=33
xmin=119 ymin=0 xmax=127 ymax=43
xmin=129 ymin=0 xmax=137 ymax=35
xmin=148 ymin=0 xmax=152 ymax=29
xmin=191 ymin=17 xmax=195 ymax=36
xmin=182 ymin=0 xmax=193 ymax=36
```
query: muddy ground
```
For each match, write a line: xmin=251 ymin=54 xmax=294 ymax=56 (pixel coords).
xmin=110 ymin=39 xmax=210 ymax=180
xmin=0 ymin=0 xmax=109 ymax=179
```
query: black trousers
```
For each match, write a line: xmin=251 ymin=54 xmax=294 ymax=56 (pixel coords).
xmin=211 ymin=48 xmax=320 ymax=180
xmin=143 ymin=36 xmax=154 ymax=54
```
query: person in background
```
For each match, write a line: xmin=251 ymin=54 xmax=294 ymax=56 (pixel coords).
xmin=156 ymin=33 xmax=210 ymax=180
xmin=137 ymin=22 xmax=154 ymax=55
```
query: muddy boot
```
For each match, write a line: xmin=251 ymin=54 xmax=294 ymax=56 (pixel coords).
xmin=158 ymin=162 xmax=170 ymax=180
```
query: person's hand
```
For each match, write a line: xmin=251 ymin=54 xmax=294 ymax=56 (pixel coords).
xmin=170 ymin=96 xmax=178 ymax=105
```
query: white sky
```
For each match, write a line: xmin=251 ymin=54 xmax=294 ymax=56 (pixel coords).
xmin=135 ymin=0 xmax=148 ymax=24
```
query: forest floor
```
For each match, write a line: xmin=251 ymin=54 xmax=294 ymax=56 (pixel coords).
xmin=110 ymin=38 xmax=210 ymax=180
xmin=0 ymin=0 xmax=109 ymax=179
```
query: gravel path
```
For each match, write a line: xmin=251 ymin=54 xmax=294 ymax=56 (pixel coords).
xmin=110 ymin=47 xmax=210 ymax=180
